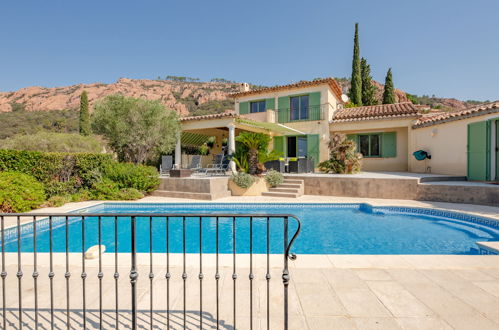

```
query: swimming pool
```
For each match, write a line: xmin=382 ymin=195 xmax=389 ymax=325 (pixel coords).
xmin=3 ymin=203 xmax=499 ymax=254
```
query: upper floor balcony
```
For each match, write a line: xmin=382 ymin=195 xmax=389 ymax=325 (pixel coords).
xmin=241 ymin=103 xmax=330 ymax=124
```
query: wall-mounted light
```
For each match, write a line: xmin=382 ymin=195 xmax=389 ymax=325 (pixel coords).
xmin=431 ymin=128 xmax=438 ymax=137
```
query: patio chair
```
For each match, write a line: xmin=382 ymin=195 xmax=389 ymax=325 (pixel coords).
xmin=187 ymin=155 xmax=202 ymax=171
xmin=159 ymin=155 xmax=173 ymax=175
xmin=196 ymin=154 xmax=223 ymax=175
xmin=205 ymin=155 xmax=230 ymax=176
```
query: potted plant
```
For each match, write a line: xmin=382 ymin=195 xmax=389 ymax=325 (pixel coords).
xmin=228 ymin=132 xmax=282 ymax=196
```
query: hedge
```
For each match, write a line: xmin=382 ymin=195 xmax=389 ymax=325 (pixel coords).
xmin=0 ymin=149 xmax=113 ymax=186
xmin=0 ymin=149 xmax=160 ymax=208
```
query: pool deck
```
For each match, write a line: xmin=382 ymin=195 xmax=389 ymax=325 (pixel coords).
xmin=2 ymin=196 xmax=499 ymax=329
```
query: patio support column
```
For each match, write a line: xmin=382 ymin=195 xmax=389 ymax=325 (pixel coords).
xmin=227 ymin=123 xmax=236 ymax=172
xmin=174 ymin=131 xmax=182 ymax=169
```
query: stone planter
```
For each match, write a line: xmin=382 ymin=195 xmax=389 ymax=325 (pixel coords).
xmin=229 ymin=177 xmax=269 ymax=196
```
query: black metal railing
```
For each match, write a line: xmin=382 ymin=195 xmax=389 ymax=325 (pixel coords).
xmin=0 ymin=213 xmax=301 ymax=329
xmin=276 ymin=104 xmax=328 ymax=123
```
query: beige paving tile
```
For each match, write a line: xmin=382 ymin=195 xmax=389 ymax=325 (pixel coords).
xmin=395 ymin=317 xmax=453 ymax=329
xmin=367 ymin=281 xmax=433 ymax=317
xmin=355 ymin=269 xmax=392 ymax=281
xmin=422 ymin=270 xmax=499 ymax=319
xmin=385 ymin=269 xmax=433 ymax=285
xmin=443 ymin=315 xmax=499 ymax=330
xmin=353 ymin=317 xmax=402 ymax=329
xmin=402 ymin=282 xmax=478 ymax=317
xmin=291 ymin=255 xmax=333 ymax=269
xmin=481 ymin=268 xmax=499 ymax=280
xmin=335 ymin=286 xmax=391 ymax=317
xmin=292 ymin=267 xmax=329 ymax=284
xmin=454 ymin=269 xmax=497 ymax=282
xmin=322 ymin=268 xmax=369 ymax=290
xmin=294 ymin=282 xmax=346 ymax=317
xmin=472 ymin=281 xmax=499 ymax=299
xmin=306 ymin=316 xmax=356 ymax=329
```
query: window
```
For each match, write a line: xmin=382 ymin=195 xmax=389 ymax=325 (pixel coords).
xmin=290 ymin=95 xmax=309 ymax=120
xmin=358 ymin=134 xmax=381 ymax=157
xmin=250 ymin=100 xmax=266 ymax=113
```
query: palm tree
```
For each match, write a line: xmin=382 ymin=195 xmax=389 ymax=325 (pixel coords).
xmin=235 ymin=132 xmax=270 ymax=175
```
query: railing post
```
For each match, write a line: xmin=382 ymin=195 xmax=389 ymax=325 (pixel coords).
xmin=130 ymin=216 xmax=138 ymax=330
xmin=282 ymin=216 xmax=290 ymax=330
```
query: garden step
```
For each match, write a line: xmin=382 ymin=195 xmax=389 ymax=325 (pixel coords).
xmin=269 ymin=188 xmax=300 ymax=193
xmin=283 ymin=179 xmax=304 ymax=184
xmin=278 ymin=183 xmax=302 ymax=189
xmin=261 ymin=192 xmax=299 ymax=198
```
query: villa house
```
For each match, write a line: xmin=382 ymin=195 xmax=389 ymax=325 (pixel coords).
xmin=231 ymin=78 xmax=344 ymax=167
xmin=177 ymin=78 xmax=499 ymax=182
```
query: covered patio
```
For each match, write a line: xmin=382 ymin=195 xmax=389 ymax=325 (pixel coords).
xmin=176 ymin=112 xmax=304 ymax=171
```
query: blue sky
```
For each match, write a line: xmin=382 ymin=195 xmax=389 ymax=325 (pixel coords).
xmin=0 ymin=0 xmax=498 ymax=100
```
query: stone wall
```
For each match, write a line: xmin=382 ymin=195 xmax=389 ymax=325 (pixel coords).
xmin=288 ymin=175 xmax=499 ymax=206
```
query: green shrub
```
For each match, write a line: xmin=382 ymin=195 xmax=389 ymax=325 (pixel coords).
xmin=118 ymin=188 xmax=144 ymax=200
xmin=91 ymin=179 xmax=143 ymax=200
xmin=230 ymin=172 xmax=256 ymax=189
xmin=318 ymin=133 xmax=362 ymax=174
xmin=45 ymin=195 xmax=72 ymax=207
xmin=44 ymin=179 xmax=81 ymax=198
xmin=0 ymin=132 xmax=105 ymax=153
xmin=70 ymin=190 xmax=93 ymax=202
xmin=91 ymin=179 xmax=122 ymax=200
xmin=0 ymin=172 xmax=45 ymax=212
xmin=103 ymin=162 xmax=159 ymax=193
xmin=265 ymin=170 xmax=284 ymax=187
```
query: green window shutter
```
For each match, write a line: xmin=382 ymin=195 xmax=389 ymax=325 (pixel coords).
xmin=381 ymin=132 xmax=397 ymax=158
xmin=467 ymin=121 xmax=491 ymax=180
xmin=308 ymin=92 xmax=321 ymax=120
xmin=273 ymin=136 xmax=285 ymax=155
xmin=265 ymin=98 xmax=275 ymax=110
xmin=277 ymin=96 xmax=289 ymax=123
xmin=307 ymin=134 xmax=320 ymax=167
xmin=239 ymin=101 xmax=249 ymax=114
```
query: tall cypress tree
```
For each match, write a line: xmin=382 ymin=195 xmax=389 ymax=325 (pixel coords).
xmin=79 ymin=91 xmax=90 ymax=136
xmin=348 ymin=23 xmax=362 ymax=106
xmin=361 ymin=58 xmax=377 ymax=106
xmin=382 ymin=68 xmax=395 ymax=104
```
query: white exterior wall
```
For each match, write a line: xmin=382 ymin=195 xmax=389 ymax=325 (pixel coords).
xmin=409 ymin=113 xmax=499 ymax=176
xmin=332 ymin=118 xmax=414 ymax=172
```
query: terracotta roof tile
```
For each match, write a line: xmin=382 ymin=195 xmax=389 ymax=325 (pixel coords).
xmin=180 ymin=111 xmax=237 ymax=122
xmin=230 ymin=78 xmax=343 ymax=102
xmin=412 ymin=101 xmax=499 ymax=128
xmin=331 ymin=102 xmax=423 ymax=122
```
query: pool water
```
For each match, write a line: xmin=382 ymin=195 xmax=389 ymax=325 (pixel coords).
xmin=3 ymin=203 xmax=499 ymax=255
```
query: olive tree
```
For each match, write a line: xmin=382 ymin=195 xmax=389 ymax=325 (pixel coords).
xmin=92 ymin=94 xmax=179 ymax=164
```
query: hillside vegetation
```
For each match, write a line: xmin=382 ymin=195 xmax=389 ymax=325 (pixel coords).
xmin=0 ymin=109 xmax=78 ymax=139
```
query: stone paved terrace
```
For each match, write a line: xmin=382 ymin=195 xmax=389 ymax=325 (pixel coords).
xmin=1 ymin=196 xmax=499 ymax=329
